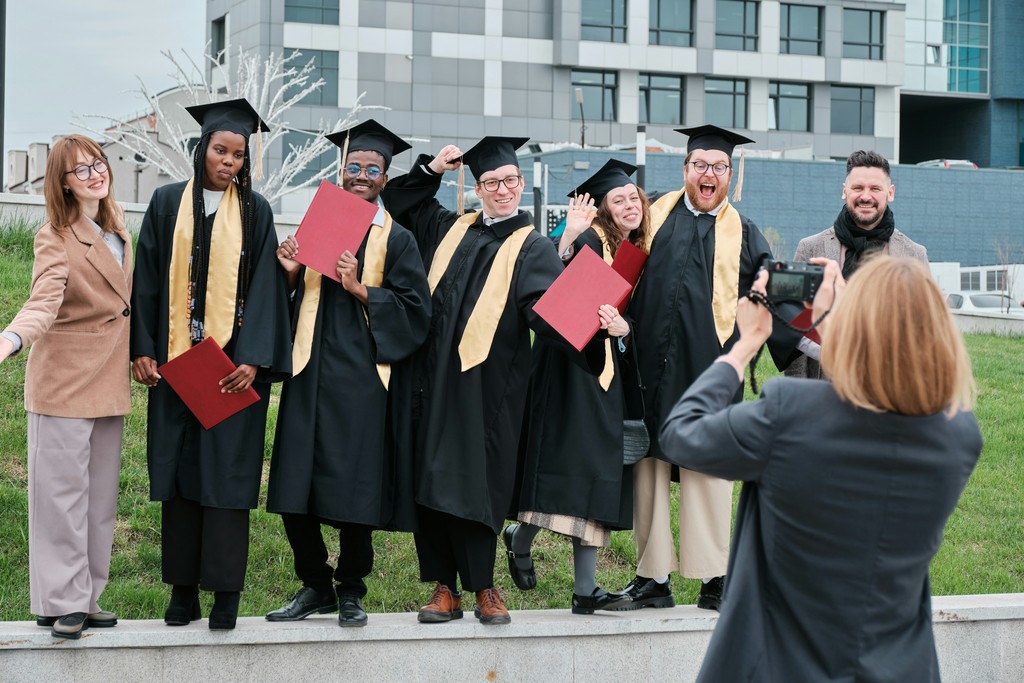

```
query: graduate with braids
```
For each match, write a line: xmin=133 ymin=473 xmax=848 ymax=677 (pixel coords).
xmin=130 ymin=99 xmax=292 ymax=630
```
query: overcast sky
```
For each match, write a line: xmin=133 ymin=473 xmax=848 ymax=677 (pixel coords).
xmin=3 ymin=1 xmax=205 ymax=162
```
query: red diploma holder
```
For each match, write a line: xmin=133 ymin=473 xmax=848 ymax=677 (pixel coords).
xmin=533 ymin=245 xmax=633 ymax=352
xmin=790 ymin=308 xmax=822 ymax=345
xmin=610 ymin=239 xmax=648 ymax=309
xmin=293 ymin=180 xmax=378 ymax=282
xmin=158 ymin=338 xmax=260 ymax=430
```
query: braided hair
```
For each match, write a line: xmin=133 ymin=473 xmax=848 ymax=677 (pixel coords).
xmin=187 ymin=133 xmax=257 ymax=346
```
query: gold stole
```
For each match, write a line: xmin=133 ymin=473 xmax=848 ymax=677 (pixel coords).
xmin=167 ymin=179 xmax=242 ymax=361
xmin=291 ymin=213 xmax=394 ymax=388
xmin=589 ymin=224 xmax=616 ymax=391
xmin=427 ymin=211 xmax=533 ymax=371
xmin=645 ymin=190 xmax=743 ymax=346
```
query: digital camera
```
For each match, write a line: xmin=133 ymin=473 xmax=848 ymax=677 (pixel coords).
xmin=764 ymin=259 xmax=824 ymax=303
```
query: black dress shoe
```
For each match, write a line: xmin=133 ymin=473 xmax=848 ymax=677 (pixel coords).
xmin=164 ymin=585 xmax=202 ymax=626
xmin=337 ymin=594 xmax=368 ymax=627
xmin=697 ymin=576 xmax=725 ymax=611
xmin=39 ymin=610 xmax=118 ymax=628
xmin=52 ymin=612 xmax=89 ymax=639
xmin=265 ymin=586 xmax=338 ymax=622
xmin=209 ymin=591 xmax=240 ymax=630
xmin=501 ymin=523 xmax=536 ymax=591
xmin=571 ymin=587 xmax=633 ymax=614
xmin=608 ymin=575 xmax=675 ymax=610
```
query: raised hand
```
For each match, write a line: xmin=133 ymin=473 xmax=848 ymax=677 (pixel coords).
xmin=428 ymin=144 xmax=464 ymax=175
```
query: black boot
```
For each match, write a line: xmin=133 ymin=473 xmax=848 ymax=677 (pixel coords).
xmin=697 ymin=576 xmax=725 ymax=611
xmin=209 ymin=591 xmax=241 ymax=630
xmin=164 ymin=585 xmax=201 ymax=626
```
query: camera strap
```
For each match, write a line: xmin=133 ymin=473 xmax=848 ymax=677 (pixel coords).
xmin=742 ymin=290 xmax=832 ymax=395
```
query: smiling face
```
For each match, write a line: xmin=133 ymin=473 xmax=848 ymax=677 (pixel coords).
xmin=342 ymin=149 xmax=388 ymax=203
xmin=603 ymin=184 xmax=644 ymax=234
xmin=842 ymin=166 xmax=895 ymax=230
xmin=474 ymin=164 xmax=523 ymax=218
xmin=203 ymin=130 xmax=247 ymax=191
xmin=63 ymin=152 xmax=110 ymax=207
xmin=684 ymin=149 xmax=732 ymax=213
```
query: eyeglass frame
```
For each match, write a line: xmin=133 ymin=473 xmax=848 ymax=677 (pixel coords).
xmin=343 ymin=164 xmax=384 ymax=180
xmin=64 ymin=157 xmax=109 ymax=182
xmin=687 ymin=160 xmax=732 ymax=177
xmin=477 ymin=175 xmax=524 ymax=192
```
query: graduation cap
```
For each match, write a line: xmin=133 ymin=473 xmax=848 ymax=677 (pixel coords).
xmin=461 ymin=136 xmax=529 ymax=179
xmin=185 ymin=98 xmax=270 ymax=180
xmin=567 ymin=159 xmax=638 ymax=207
xmin=675 ymin=125 xmax=755 ymax=202
xmin=325 ymin=119 xmax=411 ymax=172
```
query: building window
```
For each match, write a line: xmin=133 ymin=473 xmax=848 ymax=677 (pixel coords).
xmin=987 ymin=269 xmax=1006 ymax=291
xmin=582 ymin=0 xmax=627 ymax=43
xmin=572 ymin=70 xmax=617 ymax=121
xmin=716 ymin=0 xmax=759 ymax=52
xmin=780 ymin=4 xmax=821 ymax=56
xmin=285 ymin=0 xmax=339 ymax=25
xmin=843 ymin=9 xmax=884 ymax=60
xmin=640 ymin=74 xmax=684 ymax=125
xmin=943 ymin=0 xmax=990 ymax=94
xmin=960 ymin=271 xmax=980 ymax=290
xmin=211 ymin=16 xmax=227 ymax=64
xmin=831 ymin=85 xmax=874 ymax=135
xmin=650 ymin=0 xmax=693 ymax=47
xmin=705 ymin=78 xmax=747 ymax=129
xmin=769 ymin=82 xmax=811 ymax=132
xmin=287 ymin=49 xmax=339 ymax=106
xmin=283 ymin=130 xmax=333 ymax=186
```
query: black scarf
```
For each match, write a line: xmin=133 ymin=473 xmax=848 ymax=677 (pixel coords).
xmin=832 ymin=205 xmax=895 ymax=279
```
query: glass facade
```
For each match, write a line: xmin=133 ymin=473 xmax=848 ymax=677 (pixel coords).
xmin=650 ymin=0 xmax=693 ymax=47
xmin=284 ymin=0 xmax=339 ymax=25
xmin=288 ymin=49 xmax=339 ymax=106
xmin=943 ymin=0 xmax=990 ymax=93
xmin=769 ymin=82 xmax=811 ymax=132
xmin=716 ymin=0 xmax=759 ymax=52
xmin=780 ymin=4 xmax=821 ymax=56
xmin=843 ymin=9 xmax=885 ymax=60
xmin=640 ymin=74 xmax=684 ymax=125
xmin=706 ymin=78 xmax=748 ymax=129
xmin=572 ymin=70 xmax=618 ymax=121
xmin=831 ymin=86 xmax=875 ymax=135
xmin=582 ymin=0 xmax=628 ymax=42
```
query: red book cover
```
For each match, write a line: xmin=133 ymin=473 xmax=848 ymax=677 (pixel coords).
xmin=158 ymin=338 xmax=260 ymax=430
xmin=610 ymin=239 xmax=648 ymax=311
xmin=533 ymin=245 xmax=633 ymax=352
xmin=293 ymin=180 xmax=378 ymax=282
xmin=790 ymin=308 xmax=822 ymax=345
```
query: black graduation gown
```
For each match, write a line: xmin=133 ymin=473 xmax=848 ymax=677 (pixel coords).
xmin=514 ymin=228 xmax=633 ymax=530
xmin=627 ymin=195 xmax=801 ymax=462
xmin=266 ymin=221 xmax=431 ymax=530
xmin=382 ymin=157 xmax=568 ymax=534
xmin=130 ymin=181 xmax=292 ymax=510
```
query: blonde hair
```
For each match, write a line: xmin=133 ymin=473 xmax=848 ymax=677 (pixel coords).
xmin=821 ymin=256 xmax=975 ymax=416
xmin=43 ymin=135 xmax=119 ymax=235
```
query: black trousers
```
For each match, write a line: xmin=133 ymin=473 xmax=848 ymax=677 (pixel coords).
xmin=413 ymin=505 xmax=496 ymax=593
xmin=161 ymin=496 xmax=249 ymax=592
xmin=281 ymin=513 xmax=373 ymax=599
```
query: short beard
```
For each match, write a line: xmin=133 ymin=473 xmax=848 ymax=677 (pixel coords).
xmin=849 ymin=202 xmax=882 ymax=229
xmin=686 ymin=183 xmax=728 ymax=213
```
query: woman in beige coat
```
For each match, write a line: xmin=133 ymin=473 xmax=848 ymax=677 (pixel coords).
xmin=1 ymin=134 xmax=132 ymax=639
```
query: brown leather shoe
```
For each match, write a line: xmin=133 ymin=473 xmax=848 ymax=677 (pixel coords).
xmin=417 ymin=584 xmax=464 ymax=623
xmin=475 ymin=588 xmax=511 ymax=625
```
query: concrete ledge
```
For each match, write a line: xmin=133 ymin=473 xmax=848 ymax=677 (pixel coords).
xmin=951 ymin=311 xmax=1024 ymax=335
xmin=1 ymin=594 xmax=1022 ymax=682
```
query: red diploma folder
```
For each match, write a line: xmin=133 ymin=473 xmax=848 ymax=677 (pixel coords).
xmin=293 ymin=180 xmax=378 ymax=282
xmin=610 ymin=239 xmax=648 ymax=310
xmin=790 ymin=308 xmax=822 ymax=345
xmin=533 ymin=245 xmax=632 ymax=352
xmin=158 ymin=338 xmax=260 ymax=430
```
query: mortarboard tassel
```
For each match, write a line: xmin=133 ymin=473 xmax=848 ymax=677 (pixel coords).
xmin=732 ymin=149 xmax=745 ymax=203
xmin=253 ymin=128 xmax=264 ymax=182
xmin=338 ymin=132 xmax=351 ymax=186
xmin=457 ymin=164 xmax=465 ymax=215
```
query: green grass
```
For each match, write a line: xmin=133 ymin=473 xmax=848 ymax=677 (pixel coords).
xmin=0 ymin=219 xmax=1022 ymax=620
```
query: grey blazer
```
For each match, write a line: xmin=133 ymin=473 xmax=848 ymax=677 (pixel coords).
xmin=660 ymin=362 xmax=981 ymax=683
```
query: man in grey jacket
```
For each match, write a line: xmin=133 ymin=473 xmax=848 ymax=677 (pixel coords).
xmin=787 ymin=150 xmax=927 ymax=378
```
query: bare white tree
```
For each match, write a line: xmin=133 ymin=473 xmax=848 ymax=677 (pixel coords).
xmin=76 ymin=47 xmax=386 ymax=204
xmin=993 ymin=236 xmax=1022 ymax=313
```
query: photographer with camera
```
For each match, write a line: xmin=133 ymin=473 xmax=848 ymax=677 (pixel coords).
xmin=787 ymin=150 xmax=927 ymax=379
xmin=661 ymin=255 xmax=981 ymax=683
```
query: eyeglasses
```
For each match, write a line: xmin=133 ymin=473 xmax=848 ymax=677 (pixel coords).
xmin=688 ymin=160 xmax=731 ymax=177
xmin=343 ymin=164 xmax=383 ymax=180
xmin=64 ymin=157 xmax=109 ymax=181
xmin=478 ymin=175 xmax=523 ymax=192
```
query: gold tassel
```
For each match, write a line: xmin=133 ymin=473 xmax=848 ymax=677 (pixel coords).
xmin=253 ymin=129 xmax=264 ymax=182
xmin=339 ymin=132 xmax=351 ymax=186
xmin=732 ymin=149 xmax=745 ymax=203
xmin=456 ymin=164 xmax=465 ymax=215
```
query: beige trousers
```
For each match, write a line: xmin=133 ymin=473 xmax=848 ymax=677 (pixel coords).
xmin=632 ymin=456 xmax=731 ymax=579
xmin=27 ymin=413 xmax=123 ymax=616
